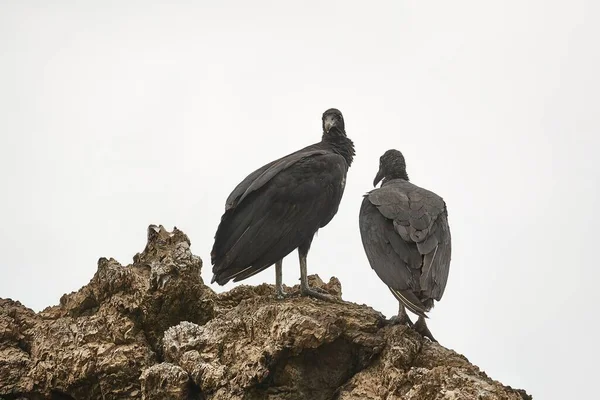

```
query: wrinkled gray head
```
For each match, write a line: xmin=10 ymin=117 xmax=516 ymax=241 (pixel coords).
xmin=322 ymin=108 xmax=345 ymax=134
xmin=373 ymin=149 xmax=409 ymax=187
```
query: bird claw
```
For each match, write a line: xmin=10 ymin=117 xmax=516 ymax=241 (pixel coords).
xmin=300 ymin=286 xmax=337 ymax=302
xmin=275 ymin=288 xmax=288 ymax=300
xmin=388 ymin=314 xmax=414 ymax=327
xmin=414 ymin=317 xmax=437 ymax=343
xmin=309 ymin=285 xmax=330 ymax=295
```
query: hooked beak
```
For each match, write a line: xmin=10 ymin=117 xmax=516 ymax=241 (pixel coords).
xmin=373 ymin=168 xmax=384 ymax=187
xmin=323 ymin=115 xmax=337 ymax=133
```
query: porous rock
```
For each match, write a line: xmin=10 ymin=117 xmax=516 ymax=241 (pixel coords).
xmin=0 ymin=225 xmax=530 ymax=400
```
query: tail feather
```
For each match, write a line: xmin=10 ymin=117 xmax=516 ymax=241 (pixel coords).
xmin=232 ymin=264 xmax=272 ymax=282
xmin=389 ymin=287 xmax=429 ymax=318
xmin=214 ymin=264 xmax=261 ymax=285
xmin=211 ymin=206 xmax=255 ymax=268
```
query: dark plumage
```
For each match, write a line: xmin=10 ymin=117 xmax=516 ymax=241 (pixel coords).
xmin=211 ymin=108 xmax=355 ymax=300
xmin=359 ymin=149 xmax=451 ymax=341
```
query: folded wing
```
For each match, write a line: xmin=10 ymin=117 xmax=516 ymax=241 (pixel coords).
xmin=359 ymin=179 xmax=451 ymax=314
xmin=212 ymin=151 xmax=348 ymax=285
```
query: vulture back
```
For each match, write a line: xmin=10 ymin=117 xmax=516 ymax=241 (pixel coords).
xmin=359 ymin=179 xmax=451 ymax=314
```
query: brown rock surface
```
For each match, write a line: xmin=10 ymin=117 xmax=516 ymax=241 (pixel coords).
xmin=0 ymin=225 xmax=531 ymax=399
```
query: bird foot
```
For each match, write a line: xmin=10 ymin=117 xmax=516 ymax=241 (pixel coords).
xmin=414 ymin=317 xmax=437 ymax=342
xmin=275 ymin=288 xmax=288 ymax=300
xmin=388 ymin=313 xmax=414 ymax=327
xmin=300 ymin=286 xmax=337 ymax=302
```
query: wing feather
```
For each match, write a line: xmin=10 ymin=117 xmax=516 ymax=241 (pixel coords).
xmin=359 ymin=178 xmax=452 ymax=312
xmin=212 ymin=152 xmax=347 ymax=284
xmin=225 ymin=148 xmax=329 ymax=210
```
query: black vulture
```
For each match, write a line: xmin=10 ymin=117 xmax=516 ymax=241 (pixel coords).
xmin=359 ymin=150 xmax=451 ymax=341
xmin=211 ymin=108 xmax=355 ymax=300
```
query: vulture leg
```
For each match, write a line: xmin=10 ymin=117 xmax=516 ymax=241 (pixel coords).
xmin=298 ymin=239 xmax=335 ymax=302
xmin=389 ymin=302 xmax=414 ymax=327
xmin=275 ymin=259 xmax=287 ymax=299
xmin=414 ymin=316 xmax=437 ymax=342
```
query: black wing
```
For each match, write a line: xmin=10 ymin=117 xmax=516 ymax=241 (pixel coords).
xmin=224 ymin=147 xmax=328 ymax=210
xmin=212 ymin=152 xmax=348 ymax=285
xmin=359 ymin=179 xmax=451 ymax=315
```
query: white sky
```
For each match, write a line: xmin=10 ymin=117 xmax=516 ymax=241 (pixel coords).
xmin=1 ymin=1 xmax=598 ymax=398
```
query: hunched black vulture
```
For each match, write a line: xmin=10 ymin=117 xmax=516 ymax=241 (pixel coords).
xmin=211 ymin=108 xmax=355 ymax=300
xmin=359 ymin=149 xmax=451 ymax=341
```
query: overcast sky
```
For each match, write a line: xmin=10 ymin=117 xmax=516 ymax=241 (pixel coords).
xmin=1 ymin=1 xmax=598 ymax=398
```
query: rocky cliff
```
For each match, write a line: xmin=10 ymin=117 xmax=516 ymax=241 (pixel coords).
xmin=0 ymin=226 xmax=530 ymax=400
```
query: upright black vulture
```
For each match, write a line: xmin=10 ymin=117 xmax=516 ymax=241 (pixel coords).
xmin=211 ymin=108 xmax=355 ymax=300
xmin=359 ymin=150 xmax=451 ymax=341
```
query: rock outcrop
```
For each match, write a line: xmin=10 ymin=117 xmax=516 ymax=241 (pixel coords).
xmin=0 ymin=226 xmax=531 ymax=400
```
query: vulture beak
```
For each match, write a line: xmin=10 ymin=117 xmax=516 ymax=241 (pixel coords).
xmin=323 ymin=115 xmax=337 ymax=133
xmin=373 ymin=168 xmax=384 ymax=187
